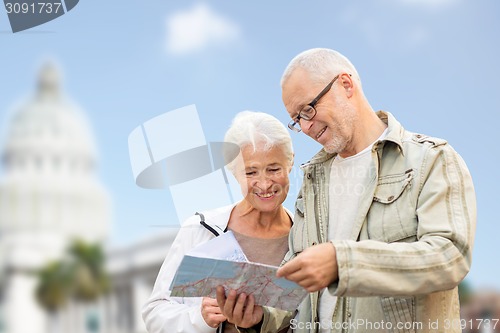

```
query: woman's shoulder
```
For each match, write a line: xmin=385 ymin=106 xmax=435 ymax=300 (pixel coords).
xmin=181 ymin=203 xmax=236 ymax=228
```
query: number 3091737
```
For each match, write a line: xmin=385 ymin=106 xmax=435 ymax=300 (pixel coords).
xmin=5 ymin=2 xmax=62 ymax=14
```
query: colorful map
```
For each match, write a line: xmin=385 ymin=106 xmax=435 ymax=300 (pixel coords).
xmin=170 ymin=255 xmax=307 ymax=312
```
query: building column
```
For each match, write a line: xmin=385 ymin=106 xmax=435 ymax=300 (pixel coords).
xmin=132 ymin=277 xmax=151 ymax=333
xmin=5 ymin=272 xmax=46 ymax=333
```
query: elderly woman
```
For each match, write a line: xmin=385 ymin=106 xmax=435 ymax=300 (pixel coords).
xmin=142 ymin=111 xmax=294 ymax=333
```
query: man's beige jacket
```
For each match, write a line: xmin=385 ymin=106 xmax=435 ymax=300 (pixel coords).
xmin=253 ymin=111 xmax=476 ymax=333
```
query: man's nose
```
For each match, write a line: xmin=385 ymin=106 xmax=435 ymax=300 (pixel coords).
xmin=300 ymin=117 xmax=314 ymax=134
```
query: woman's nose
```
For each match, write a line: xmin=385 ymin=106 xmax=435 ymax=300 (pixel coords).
xmin=254 ymin=175 xmax=273 ymax=189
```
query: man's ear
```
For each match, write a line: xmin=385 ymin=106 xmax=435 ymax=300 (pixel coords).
xmin=341 ymin=73 xmax=354 ymax=98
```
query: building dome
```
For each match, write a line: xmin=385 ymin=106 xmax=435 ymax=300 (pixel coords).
xmin=2 ymin=63 xmax=97 ymax=179
xmin=0 ymin=63 xmax=110 ymax=268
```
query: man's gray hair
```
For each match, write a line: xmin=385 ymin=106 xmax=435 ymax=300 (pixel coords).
xmin=224 ymin=111 xmax=293 ymax=174
xmin=281 ymin=48 xmax=361 ymax=87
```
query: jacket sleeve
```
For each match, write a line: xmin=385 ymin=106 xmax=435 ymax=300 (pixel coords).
xmin=330 ymin=143 xmax=477 ymax=297
xmin=142 ymin=216 xmax=216 ymax=333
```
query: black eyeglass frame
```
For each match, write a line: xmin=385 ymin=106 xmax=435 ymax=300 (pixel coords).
xmin=287 ymin=74 xmax=351 ymax=132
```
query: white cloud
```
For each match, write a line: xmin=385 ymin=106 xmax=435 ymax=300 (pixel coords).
xmin=166 ymin=3 xmax=240 ymax=55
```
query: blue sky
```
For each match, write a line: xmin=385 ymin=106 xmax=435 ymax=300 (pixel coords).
xmin=1 ymin=0 xmax=499 ymax=291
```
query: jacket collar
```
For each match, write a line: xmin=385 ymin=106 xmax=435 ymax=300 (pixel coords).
xmin=303 ymin=111 xmax=405 ymax=167
xmin=376 ymin=111 xmax=404 ymax=153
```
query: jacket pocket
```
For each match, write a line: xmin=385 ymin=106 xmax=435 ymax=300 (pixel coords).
xmin=380 ymin=296 xmax=416 ymax=333
xmin=368 ymin=170 xmax=418 ymax=243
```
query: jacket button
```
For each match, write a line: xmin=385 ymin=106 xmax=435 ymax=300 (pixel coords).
xmin=347 ymin=312 xmax=352 ymax=317
xmin=387 ymin=195 xmax=394 ymax=201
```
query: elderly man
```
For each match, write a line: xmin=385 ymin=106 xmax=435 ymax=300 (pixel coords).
xmin=218 ymin=48 xmax=476 ymax=333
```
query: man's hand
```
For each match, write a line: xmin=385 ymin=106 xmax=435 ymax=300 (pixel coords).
xmin=276 ymin=242 xmax=338 ymax=292
xmin=216 ymin=286 xmax=263 ymax=328
xmin=201 ymin=297 xmax=226 ymax=328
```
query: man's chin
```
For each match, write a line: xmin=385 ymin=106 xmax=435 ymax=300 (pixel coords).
xmin=323 ymin=140 xmax=343 ymax=154
xmin=323 ymin=143 xmax=338 ymax=154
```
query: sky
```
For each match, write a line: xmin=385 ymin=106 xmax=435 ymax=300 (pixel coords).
xmin=0 ymin=0 xmax=499 ymax=291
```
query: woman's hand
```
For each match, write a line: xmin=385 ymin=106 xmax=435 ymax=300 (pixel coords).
xmin=216 ymin=286 xmax=263 ymax=328
xmin=201 ymin=297 xmax=227 ymax=328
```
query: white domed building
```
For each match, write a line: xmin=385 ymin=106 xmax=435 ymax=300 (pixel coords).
xmin=0 ymin=64 xmax=111 ymax=333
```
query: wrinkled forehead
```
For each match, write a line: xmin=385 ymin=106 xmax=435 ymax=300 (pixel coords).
xmin=282 ymin=69 xmax=323 ymax=115
xmin=236 ymin=143 xmax=289 ymax=165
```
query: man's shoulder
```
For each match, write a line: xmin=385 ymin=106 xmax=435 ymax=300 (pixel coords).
xmin=383 ymin=111 xmax=448 ymax=150
xmin=407 ymin=132 xmax=448 ymax=147
xmin=398 ymin=129 xmax=457 ymax=165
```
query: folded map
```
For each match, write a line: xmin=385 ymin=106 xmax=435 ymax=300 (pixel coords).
xmin=170 ymin=231 xmax=307 ymax=311
xmin=169 ymin=255 xmax=307 ymax=312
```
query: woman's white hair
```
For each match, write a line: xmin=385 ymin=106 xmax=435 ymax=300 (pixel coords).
xmin=280 ymin=48 xmax=361 ymax=87
xmin=224 ymin=111 xmax=293 ymax=174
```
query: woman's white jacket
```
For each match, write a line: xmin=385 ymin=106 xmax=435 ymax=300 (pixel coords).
xmin=142 ymin=204 xmax=236 ymax=333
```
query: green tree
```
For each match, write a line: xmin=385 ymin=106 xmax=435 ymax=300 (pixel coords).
xmin=36 ymin=261 xmax=73 ymax=312
xmin=36 ymin=261 xmax=73 ymax=333
xmin=36 ymin=239 xmax=110 ymax=332
xmin=68 ymin=239 xmax=110 ymax=302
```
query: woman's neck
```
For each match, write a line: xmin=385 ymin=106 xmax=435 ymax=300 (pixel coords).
xmin=228 ymin=201 xmax=291 ymax=238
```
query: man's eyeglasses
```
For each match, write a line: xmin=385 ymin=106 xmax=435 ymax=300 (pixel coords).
xmin=287 ymin=74 xmax=345 ymax=133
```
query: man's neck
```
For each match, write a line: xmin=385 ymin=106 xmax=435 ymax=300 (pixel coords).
xmin=339 ymin=108 xmax=387 ymax=158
